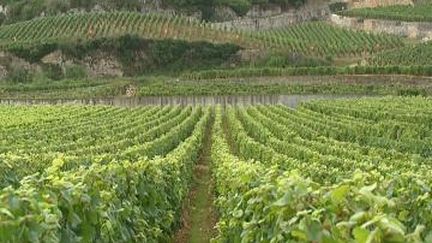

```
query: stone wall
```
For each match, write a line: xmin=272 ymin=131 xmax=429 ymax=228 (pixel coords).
xmin=212 ymin=5 xmax=330 ymax=31
xmin=330 ymin=14 xmax=432 ymax=41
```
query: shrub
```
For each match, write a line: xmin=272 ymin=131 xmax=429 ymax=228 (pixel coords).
xmin=7 ymin=68 xmax=33 ymax=83
xmin=65 ymin=64 xmax=87 ymax=79
xmin=42 ymin=64 xmax=64 ymax=80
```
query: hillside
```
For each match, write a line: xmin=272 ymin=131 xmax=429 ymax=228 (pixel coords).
xmin=0 ymin=1 xmax=429 ymax=97
xmin=0 ymin=11 xmax=403 ymax=56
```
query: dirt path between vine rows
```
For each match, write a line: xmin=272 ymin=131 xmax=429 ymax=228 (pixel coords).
xmin=173 ymin=118 xmax=218 ymax=243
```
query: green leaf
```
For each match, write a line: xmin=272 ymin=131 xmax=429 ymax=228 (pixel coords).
xmin=0 ymin=208 xmax=14 ymax=219
xmin=379 ymin=217 xmax=406 ymax=235
xmin=353 ymin=227 xmax=369 ymax=243
xmin=360 ymin=183 xmax=377 ymax=194
xmin=291 ymin=229 xmax=307 ymax=241
xmin=233 ymin=209 xmax=243 ymax=218
xmin=398 ymin=210 xmax=409 ymax=222
xmin=331 ymin=185 xmax=350 ymax=204
xmin=350 ymin=211 xmax=367 ymax=223
xmin=273 ymin=193 xmax=290 ymax=207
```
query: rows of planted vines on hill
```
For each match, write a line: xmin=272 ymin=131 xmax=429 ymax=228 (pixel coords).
xmin=340 ymin=4 xmax=432 ymax=22
xmin=0 ymin=12 xmax=253 ymax=49
xmin=370 ymin=42 xmax=432 ymax=66
xmin=0 ymin=105 xmax=211 ymax=242
xmin=212 ymin=97 xmax=432 ymax=242
xmin=0 ymin=12 xmax=404 ymax=57
xmin=252 ymin=22 xmax=404 ymax=57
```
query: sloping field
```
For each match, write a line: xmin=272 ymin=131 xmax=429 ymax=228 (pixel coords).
xmin=0 ymin=12 xmax=404 ymax=57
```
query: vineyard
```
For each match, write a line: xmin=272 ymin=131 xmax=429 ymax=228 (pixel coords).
xmin=0 ymin=97 xmax=432 ymax=242
xmin=213 ymin=97 xmax=432 ymax=242
xmin=0 ymin=12 xmax=404 ymax=58
xmin=0 ymin=12 xmax=249 ymax=49
xmin=253 ymin=22 xmax=403 ymax=57
xmin=370 ymin=42 xmax=432 ymax=66
xmin=340 ymin=4 xmax=432 ymax=22
xmin=0 ymin=105 xmax=211 ymax=242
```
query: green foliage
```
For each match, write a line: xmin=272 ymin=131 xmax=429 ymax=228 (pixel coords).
xmin=250 ymin=53 xmax=331 ymax=68
xmin=42 ymin=63 xmax=64 ymax=80
xmin=64 ymin=64 xmax=87 ymax=79
xmin=182 ymin=65 xmax=432 ymax=80
xmin=6 ymin=68 xmax=32 ymax=83
xmin=7 ymin=43 xmax=58 ymax=63
xmin=7 ymin=35 xmax=240 ymax=76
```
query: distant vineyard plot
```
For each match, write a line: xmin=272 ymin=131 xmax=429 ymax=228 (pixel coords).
xmin=253 ymin=21 xmax=403 ymax=57
xmin=341 ymin=4 xmax=432 ymax=22
xmin=371 ymin=42 xmax=432 ymax=66
xmin=0 ymin=12 xmax=404 ymax=57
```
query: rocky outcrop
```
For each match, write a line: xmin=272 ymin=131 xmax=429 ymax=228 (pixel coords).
xmin=125 ymin=84 xmax=138 ymax=97
xmin=0 ymin=65 xmax=8 ymax=80
xmin=84 ymin=53 xmax=124 ymax=77
xmin=246 ymin=4 xmax=282 ymax=18
xmin=330 ymin=14 xmax=432 ymax=40
xmin=41 ymin=50 xmax=124 ymax=77
xmin=41 ymin=50 xmax=64 ymax=65
xmin=0 ymin=52 xmax=41 ymax=72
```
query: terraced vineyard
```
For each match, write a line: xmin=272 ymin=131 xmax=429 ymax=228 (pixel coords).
xmin=0 ymin=12 xmax=250 ymax=49
xmin=253 ymin=22 xmax=403 ymax=57
xmin=341 ymin=4 xmax=432 ymax=22
xmin=0 ymin=12 xmax=404 ymax=57
xmin=1 ymin=97 xmax=432 ymax=242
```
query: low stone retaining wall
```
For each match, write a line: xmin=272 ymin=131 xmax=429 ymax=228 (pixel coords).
xmin=212 ymin=7 xmax=330 ymax=31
